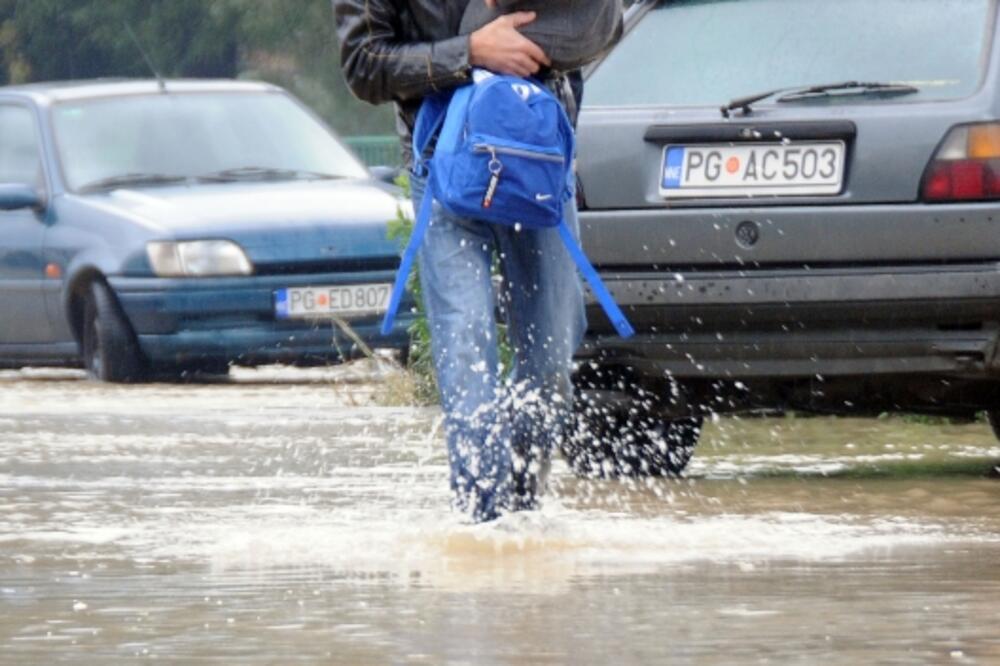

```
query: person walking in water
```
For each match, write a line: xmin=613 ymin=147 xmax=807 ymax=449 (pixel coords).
xmin=334 ymin=0 xmax=589 ymax=522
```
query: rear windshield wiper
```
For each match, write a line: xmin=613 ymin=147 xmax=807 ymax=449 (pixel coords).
xmin=78 ymin=173 xmax=188 ymax=193
xmin=197 ymin=167 xmax=343 ymax=183
xmin=721 ymin=81 xmax=920 ymax=118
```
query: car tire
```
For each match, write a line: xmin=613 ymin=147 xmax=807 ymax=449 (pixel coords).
xmin=81 ymin=280 xmax=147 ymax=383
xmin=987 ymin=411 xmax=1000 ymax=443
xmin=562 ymin=398 xmax=703 ymax=479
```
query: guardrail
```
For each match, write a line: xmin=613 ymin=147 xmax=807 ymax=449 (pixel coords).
xmin=344 ymin=135 xmax=402 ymax=168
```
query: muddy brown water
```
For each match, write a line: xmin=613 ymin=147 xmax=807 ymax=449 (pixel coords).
xmin=1 ymin=365 xmax=998 ymax=664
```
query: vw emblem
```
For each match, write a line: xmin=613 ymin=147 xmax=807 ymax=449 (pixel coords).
xmin=735 ymin=221 xmax=760 ymax=249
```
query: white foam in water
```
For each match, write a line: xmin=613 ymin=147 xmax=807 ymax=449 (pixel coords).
xmin=690 ymin=452 xmax=927 ymax=478
xmin=4 ymin=461 xmax=995 ymax=593
xmin=130 ymin=502 xmax=985 ymax=592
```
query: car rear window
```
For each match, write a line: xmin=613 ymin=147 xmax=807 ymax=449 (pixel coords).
xmin=585 ymin=0 xmax=996 ymax=108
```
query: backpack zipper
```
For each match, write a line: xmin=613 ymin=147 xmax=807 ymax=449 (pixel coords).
xmin=473 ymin=143 xmax=565 ymax=164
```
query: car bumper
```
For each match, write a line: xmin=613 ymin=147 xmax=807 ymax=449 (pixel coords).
xmin=580 ymin=263 xmax=1000 ymax=378
xmin=108 ymin=271 xmax=413 ymax=366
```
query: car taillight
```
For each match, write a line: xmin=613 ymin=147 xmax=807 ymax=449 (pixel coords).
xmin=922 ymin=123 xmax=1000 ymax=202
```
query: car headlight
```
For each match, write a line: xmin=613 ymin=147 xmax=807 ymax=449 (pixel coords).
xmin=146 ymin=240 xmax=254 ymax=277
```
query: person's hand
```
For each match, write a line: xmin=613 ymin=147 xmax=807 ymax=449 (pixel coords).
xmin=469 ymin=11 xmax=550 ymax=77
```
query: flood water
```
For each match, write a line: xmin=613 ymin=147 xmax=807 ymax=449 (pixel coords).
xmin=1 ymin=364 xmax=999 ymax=664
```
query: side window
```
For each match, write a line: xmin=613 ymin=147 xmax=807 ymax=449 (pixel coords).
xmin=0 ymin=105 xmax=42 ymax=187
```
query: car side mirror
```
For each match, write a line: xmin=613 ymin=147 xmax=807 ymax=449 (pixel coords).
xmin=0 ymin=183 xmax=42 ymax=211
xmin=369 ymin=165 xmax=402 ymax=185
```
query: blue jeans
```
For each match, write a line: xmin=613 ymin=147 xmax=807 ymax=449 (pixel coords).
xmin=411 ymin=175 xmax=586 ymax=522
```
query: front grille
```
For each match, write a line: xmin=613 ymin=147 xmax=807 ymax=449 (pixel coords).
xmin=253 ymin=256 xmax=400 ymax=276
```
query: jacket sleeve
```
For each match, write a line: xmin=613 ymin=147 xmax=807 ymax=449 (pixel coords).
xmin=334 ymin=0 xmax=473 ymax=106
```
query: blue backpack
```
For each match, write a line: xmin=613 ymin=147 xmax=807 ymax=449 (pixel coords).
xmin=381 ymin=70 xmax=634 ymax=339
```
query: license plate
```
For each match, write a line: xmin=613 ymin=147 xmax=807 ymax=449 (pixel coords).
xmin=660 ymin=141 xmax=846 ymax=198
xmin=275 ymin=283 xmax=391 ymax=320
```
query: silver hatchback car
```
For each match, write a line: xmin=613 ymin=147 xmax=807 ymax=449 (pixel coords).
xmin=565 ymin=0 xmax=1000 ymax=476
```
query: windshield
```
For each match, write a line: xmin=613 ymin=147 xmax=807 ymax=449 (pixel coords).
xmin=585 ymin=0 xmax=996 ymax=108
xmin=52 ymin=91 xmax=368 ymax=191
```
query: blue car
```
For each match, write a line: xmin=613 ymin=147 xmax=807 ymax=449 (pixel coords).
xmin=0 ymin=79 xmax=412 ymax=381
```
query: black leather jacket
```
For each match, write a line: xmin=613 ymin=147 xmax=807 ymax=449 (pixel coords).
xmin=333 ymin=0 xmax=579 ymax=165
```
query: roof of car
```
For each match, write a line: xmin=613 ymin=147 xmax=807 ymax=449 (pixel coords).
xmin=0 ymin=79 xmax=281 ymax=104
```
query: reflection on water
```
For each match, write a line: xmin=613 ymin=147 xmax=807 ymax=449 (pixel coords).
xmin=1 ymin=366 xmax=998 ymax=663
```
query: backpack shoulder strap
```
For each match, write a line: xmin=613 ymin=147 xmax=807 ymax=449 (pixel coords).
xmin=412 ymin=83 xmax=476 ymax=168
xmin=434 ymin=83 xmax=475 ymax=154
xmin=381 ymin=184 xmax=434 ymax=336
xmin=411 ymin=93 xmax=451 ymax=175
xmin=382 ymin=84 xmax=476 ymax=337
xmin=556 ymin=220 xmax=636 ymax=339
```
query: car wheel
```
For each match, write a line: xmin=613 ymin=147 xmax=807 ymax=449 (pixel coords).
xmin=562 ymin=398 xmax=703 ymax=479
xmin=987 ymin=411 xmax=1000 ymax=443
xmin=81 ymin=280 xmax=147 ymax=383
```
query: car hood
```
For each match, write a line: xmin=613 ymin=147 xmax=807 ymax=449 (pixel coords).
xmin=74 ymin=179 xmax=407 ymax=268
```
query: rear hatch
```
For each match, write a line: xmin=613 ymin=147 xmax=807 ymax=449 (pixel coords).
xmin=577 ymin=0 xmax=1000 ymax=268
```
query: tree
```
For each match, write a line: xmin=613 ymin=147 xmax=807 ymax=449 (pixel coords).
xmin=0 ymin=0 xmax=393 ymax=135
xmin=5 ymin=0 xmax=239 ymax=81
xmin=224 ymin=0 xmax=394 ymax=136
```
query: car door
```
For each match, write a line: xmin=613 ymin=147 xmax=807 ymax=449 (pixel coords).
xmin=0 ymin=102 xmax=54 ymax=345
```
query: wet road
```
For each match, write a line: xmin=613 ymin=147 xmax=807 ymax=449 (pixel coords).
xmin=1 ymin=365 xmax=999 ymax=664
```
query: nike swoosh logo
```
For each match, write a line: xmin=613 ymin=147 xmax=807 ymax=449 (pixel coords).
xmin=535 ymin=193 xmax=553 ymax=201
